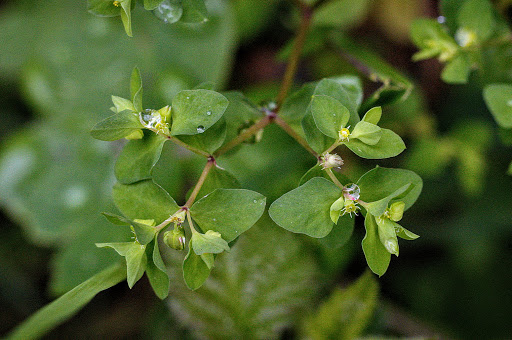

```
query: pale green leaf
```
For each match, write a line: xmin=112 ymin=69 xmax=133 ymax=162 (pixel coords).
xmin=191 ymin=230 xmax=230 ymax=255
xmin=362 ymin=106 xmax=382 ymax=125
xmin=344 ymin=129 xmax=405 ymax=159
xmin=441 ymin=53 xmax=471 ymax=84
xmin=366 ymin=183 xmax=411 ymax=217
xmin=125 ymin=242 xmax=147 ymax=288
xmin=375 ymin=217 xmax=399 ymax=256
xmin=483 ymin=84 xmax=512 ymax=128
xmin=457 ymin=0 xmax=495 ymax=41
xmin=310 ymin=94 xmax=350 ymax=138
xmin=90 ymin=111 xmax=142 ymax=141
xmin=350 ymin=121 xmax=382 ymax=145
xmin=130 ymin=66 xmax=142 ymax=111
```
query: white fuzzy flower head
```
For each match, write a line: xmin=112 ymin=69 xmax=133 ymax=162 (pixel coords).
xmin=321 ymin=153 xmax=344 ymax=170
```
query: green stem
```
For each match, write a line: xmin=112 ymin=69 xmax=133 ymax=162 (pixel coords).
xmin=185 ymin=157 xmax=216 ymax=208
xmin=325 ymin=168 xmax=344 ymax=189
xmin=186 ymin=210 xmax=198 ymax=234
xmin=274 ymin=116 xmax=319 ymax=158
xmin=214 ymin=115 xmax=273 ymax=157
xmin=166 ymin=135 xmax=211 ymax=158
xmin=324 ymin=140 xmax=341 ymax=154
xmin=275 ymin=3 xmax=313 ymax=107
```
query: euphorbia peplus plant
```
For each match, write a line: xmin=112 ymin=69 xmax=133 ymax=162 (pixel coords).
xmin=7 ymin=0 xmax=425 ymax=338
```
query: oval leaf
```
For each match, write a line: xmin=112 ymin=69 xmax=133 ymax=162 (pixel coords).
xmin=344 ymin=128 xmax=405 ymax=159
xmin=483 ymin=84 xmax=512 ymax=128
xmin=90 ymin=111 xmax=142 ymax=141
xmin=310 ymin=95 xmax=350 ymax=138
xmin=190 ymin=189 xmax=266 ymax=242
xmin=170 ymin=89 xmax=229 ymax=136
xmin=362 ymin=214 xmax=390 ymax=276
xmin=269 ymin=177 xmax=342 ymax=238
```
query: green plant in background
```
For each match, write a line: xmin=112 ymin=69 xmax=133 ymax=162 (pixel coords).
xmin=1 ymin=0 xmax=512 ymax=339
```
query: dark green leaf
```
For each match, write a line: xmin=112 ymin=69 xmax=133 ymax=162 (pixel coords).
xmin=6 ymin=263 xmax=126 ymax=340
xmin=178 ymin=117 xmax=227 ymax=153
xmin=302 ymin=109 xmax=336 ymax=154
xmin=192 ymin=164 xmax=241 ymax=200
xmin=145 ymin=239 xmax=170 ymax=299
xmin=170 ymin=90 xmax=229 ymax=136
xmin=483 ymin=84 xmax=512 ymax=128
xmin=268 ymin=177 xmax=342 ymax=238
xmin=313 ymin=0 xmax=372 ymax=29
xmin=344 ymin=128 xmax=405 ymax=159
xmin=357 ymin=167 xmax=423 ymax=211
xmin=183 ymin=245 xmax=211 ymax=290
xmin=314 ymin=78 xmax=360 ymax=127
xmin=362 ymin=214 xmax=390 ymax=276
xmin=190 ymin=189 xmax=266 ymax=242
xmin=310 ymin=95 xmax=350 ymax=138
xmin=318 ymin=214 xmax=355 ymax=249
xmin=280 ymin=82 xmax=316 ymax=124
xmin=301 ymin=271 xmax=378 ymax=339
xmin=181 ymin=0 xmax=208 ymax=23
xmin=90 ymin=111 xmax=142 ymax=141
xmin=130 ymin=220 xmax=157 ymax=245
xmin=101 ymin=212 xmax=130 ymax=225
xmin=113 ymin=180 xmax=180 ymax=223
xmin=115 ymin=132 xmax=167 ymax=184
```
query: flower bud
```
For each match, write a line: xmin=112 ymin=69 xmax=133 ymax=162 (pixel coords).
xmin=330 ymin=196 xmax=345 ymax=223
xmin=388 ymin=201 xmax=405 ymax=222
xmin=169 ymin=209 xmax=186 ymax=224
xmin=321 ymin=153 xmax=344 ymax=170
xmin=164 ymin=228 xmax=186 ymax=251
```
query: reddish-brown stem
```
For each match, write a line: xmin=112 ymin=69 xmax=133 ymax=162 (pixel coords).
xmin=185 ymin=156 xmax=216 ymax=208
xmin=275 ymin=3 xmax=313 ymax=107
xmin=214 ymin=115 xmax=274 ymax=157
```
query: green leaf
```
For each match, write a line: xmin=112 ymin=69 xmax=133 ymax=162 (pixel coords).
xmin=6 ymin=263 xmax=126 ymax=340
xmin=313 ymin=0 xmax=372 ymax=29
xmin=145 ymin=239 xmax=170 ymax=299
xmin=302 ymin=109 xmax=336 ymax=154
xmin=144 ymin=0 xmax=165 ymax=10
xmin=410 ymin=18 xmax=457 ymax=56
xmin=319 ymin=214 xmax=355 ymax=249
xmin=222 ymin=92 xmax=262 ymax=143
xmin=357 ymin=167 xmax=423 ymax=211
xmin=269 ymin=177 xmax=342 ymax=238
xmin=362 ymin=214 xmax=390 ymax=276
xmin=111 ymin=95 xmax=135 ymax=113
xmin=395 ymin=223 xmax=420 ymax=240
xmin=170 ymin=89 xmax=229 ymax=136
xmin=191 ymin=230 xmax=230 ymax=255
xmin=314 ymin=78 xmax=361 ymax=127
xmin=177 ymin=117 xmax=227 ymax=154
xmin=101 ymin=212 xmax=130 ymax=225
xmin=190 ymin=189 xmax=266 ymax=242
xmin=310 ymin=95 xmax=350 ymax=138
xmin=125 ymin=242 xmax=147 ymax=288
xmin=366 ymin=183 xmax=411 ymax=217
xmin=87 ymin=0 xmax=121 ymax=17
xmin=301 ymin=271 xmax=378 ymax=340
xmin=120 ymin=0 xmax=133 ymax=37
xmin=130 ymin=220 xmax=157 ymax=245
xmin=96 ymin=242 xmax=135 ymax=256
xmin=375 ymin=217 xmax=399 ymax=256
xmin=181 ymin=0 xmax=208 ymax=23
xmin=457 ymin=0 xmax=495 ymax=41
xmin=280 ymin=82 xmax=317 ymax=124
xmin=483 ymin=84 xmax=512 ymax=128
xmin=350 ymin=121 xmax=382 ymax=145
xmin=113 ymin=180 xmax=180 ymax=223
xmin=183 ymin=244 xmax=211 ymax=290
xmin=192 ymin=164 xmax=241 ymax=200
xmin=441 ymin=53 xmax=471 ymax=84
xmin=362 ymin=106 xmax=382 ymax=125
xmin=344 ymin=129 xmax=405 ymax=159
xmin=90 ymin=111 xmax=142 ymax=141
xmin=130 ymin=66 xmax=143 ymax=111
xmin=115 ymin=132 xmax=167 ymax=184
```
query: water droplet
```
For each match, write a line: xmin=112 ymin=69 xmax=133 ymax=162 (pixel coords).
xmin=206 ymin=110 xmax=212 ymax=116
xmin=507 ymin=99 xmax=512 ymax=107
xmin=153 ymin=0 xmax=183 ymax=24
xmin=186 ymin=96 xmax=190 ymax=100
xmin=437 ymin=16 xmax=446 ymax=24
xmin=343 ymin=183 xmax=360 ymax=200
xmin=197 ymin=125 xmax=205 ymax=133
xmin=213 ymin=218 xmax=216 ymax=222
xmin=253 ymin=199 xmax=258 ymax=203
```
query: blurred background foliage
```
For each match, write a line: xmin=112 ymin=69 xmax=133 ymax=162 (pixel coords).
xmin=0 ymin=0 xmax=511 ymax=338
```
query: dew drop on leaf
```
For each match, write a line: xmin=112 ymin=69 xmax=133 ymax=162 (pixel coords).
xmin=507 ymin=99 xmax=512 ymax=107
xmin=153 ymin=0 xmax=183 ymax=24
xmin=437 ymin=16 xmax=446 ymax=24
xmin=343 ymin=183 xmax=360 ymax=200
xmin=197 ymin=126 xmax=205 ymax=133
xmin=206 ymin=111 xmax=212 ymax=116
